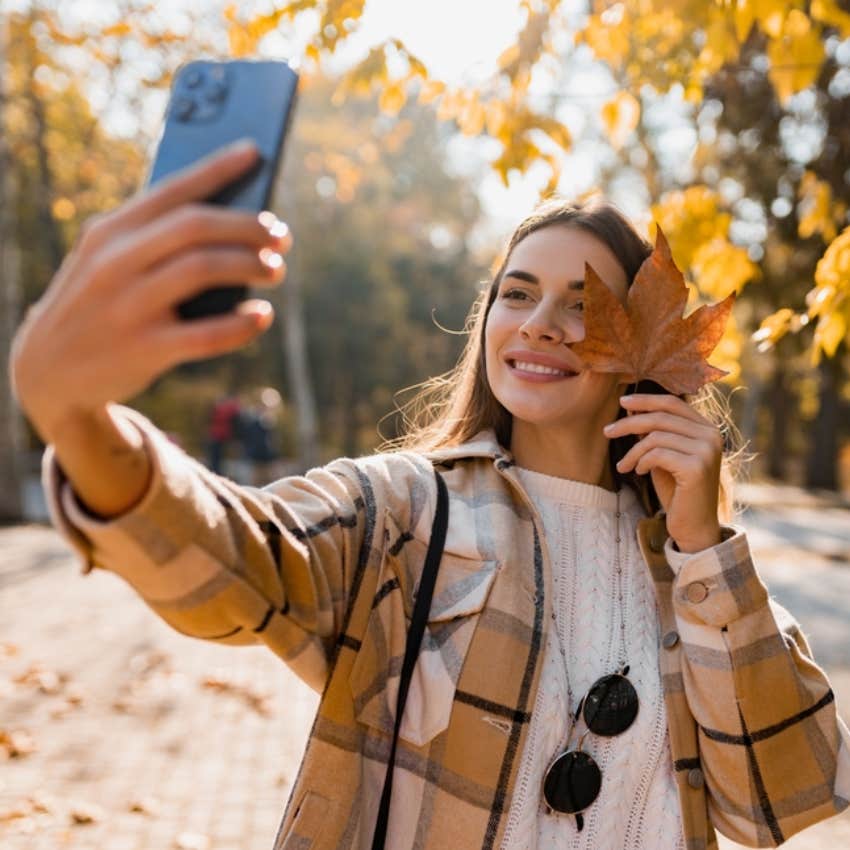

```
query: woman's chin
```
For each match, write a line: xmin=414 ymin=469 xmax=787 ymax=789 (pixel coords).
xmin=504 ymin=403 xmax=586 ymax=430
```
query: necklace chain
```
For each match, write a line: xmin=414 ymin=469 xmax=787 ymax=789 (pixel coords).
xmin=614 ymin=490 xmax=628 ymax=672
xmin=550 ymin=490 xmax=629 ymax=714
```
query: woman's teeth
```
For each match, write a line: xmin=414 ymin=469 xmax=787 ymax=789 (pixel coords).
xmin=512 ymin=360 xmax=573 ymax=376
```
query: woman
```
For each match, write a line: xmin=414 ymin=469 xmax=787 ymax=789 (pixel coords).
xmin=10 ymin=142 xmax=850 ymax=849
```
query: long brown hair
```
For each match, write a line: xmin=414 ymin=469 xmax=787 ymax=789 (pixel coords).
xmin=383 ymin=197 xmax=744 ymax=521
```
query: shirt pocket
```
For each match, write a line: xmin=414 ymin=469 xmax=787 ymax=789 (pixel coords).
xmin=349 ymin=508 xmax=498 ymax=747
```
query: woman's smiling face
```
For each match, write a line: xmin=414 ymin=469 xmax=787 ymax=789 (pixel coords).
xmin=484 ymin=224 xmax=630 ymax=432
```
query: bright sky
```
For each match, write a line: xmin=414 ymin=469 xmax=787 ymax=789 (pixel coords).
xmin=335 ymin=0 xmax=648 ymax=243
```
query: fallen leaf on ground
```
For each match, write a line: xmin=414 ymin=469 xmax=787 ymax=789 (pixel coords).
xmin=0 ymin=729 xmax=37 ymax=758
xmin=70 ymin=801 xmax=105 ymax=824
xmin=129 ymin=649 xmax=173 ymax=677
xmin=6 ymin=815 xmax=36 ymax=834
xmin=201 ymin=674 xmax=273 ymax=716
xmin=1 ymin=642 xmax=19 ymax=658
xmin=129 ymin=796 xmax=162 ymax=815
xmin=28 ymin=793 xmax=53 ymax=814
xmin=0 ymin=801 xmax=31 ymax=822
xmin=570 ymin=225 xmax=735 ymax=395
xmin=49 ymin=683 xmax=86 ymax=716
xmin=13 ymin=663 xmax=68 ymax=694
xmin=0 ymin=793 xmax=53 ymax=821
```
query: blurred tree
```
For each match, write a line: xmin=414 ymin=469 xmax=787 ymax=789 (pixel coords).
xmin=283 ymin=79 xmax=483 ymax=458
xmin=695 ymin=48 xmax=849 ymax=487
xmin=2 ymin=8 xmax=153 ymax=521
xmin=0 ymin=18 xmax=26 ymax=523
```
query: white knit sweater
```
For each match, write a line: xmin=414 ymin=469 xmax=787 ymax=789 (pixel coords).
xmin=500 ymin=468 xmax=685 ymax=850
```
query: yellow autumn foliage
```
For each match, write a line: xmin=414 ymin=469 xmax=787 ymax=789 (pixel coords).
xmin=600 ymin=91 xmax=640 ymax=150
xmin=811 ymin=0 xmax=850 ymax=37
xmin=692 ymin=239 xmax=759 ymax=300
xmin=651 ymin=187 xmax=732 ymax=270
xmin=808 ymin=226 xmax=850 ymax=362
xmin=798 ymin=171 xmax=846 ymax=243
xmin=767 ymin=9 xmax=825 ymax=105
xmin=711 ymin=311 xmax=743 ymax=385
xmin=379 ymin=82 xmax=406 ymax=116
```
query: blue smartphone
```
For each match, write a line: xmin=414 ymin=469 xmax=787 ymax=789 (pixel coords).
xmin=147 ymin=59 xmax=298 ymax=320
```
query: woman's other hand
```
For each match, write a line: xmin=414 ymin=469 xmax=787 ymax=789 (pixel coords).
xmin=603 ymin=393 xmax=723 ymax=553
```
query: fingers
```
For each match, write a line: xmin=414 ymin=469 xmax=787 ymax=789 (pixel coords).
xmin=619 ymin=393 xmax=707 ymax=425
xmin=604 ymin=409 xmax=720 ymax=445
xmin=107 ymin=205 xmax=291 ymax=280
xmin=73 ymin=142 xmax=261 ymax=258
xmin=616 ymin=431 xmax=715 ymax=476
xmin=128 ymin=140 xmax=261 ymax=229
xmin=150 ymin=299 xmax=275 ymax=368
xmin=134 ymin=244 xmax=287 ymax=318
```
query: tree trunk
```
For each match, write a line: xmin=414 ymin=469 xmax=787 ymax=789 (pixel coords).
xmin=805 ymin=351 xmax=841 ymax=490
xmin=739 ymin=376 xmax=762 ymax=454
xmin=278 ymin=212 xmax=319 ymax=471
xmin=24 ymin=10 xmax=64 ymax=271
xmin=767 ymin=363 xmax=789 ymax=480
xmin=0 ymin=20 xmax=26 ymax=523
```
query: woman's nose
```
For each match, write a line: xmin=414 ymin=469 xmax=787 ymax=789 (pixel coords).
xmin=519 ymin=305 xmax=583 ymax=344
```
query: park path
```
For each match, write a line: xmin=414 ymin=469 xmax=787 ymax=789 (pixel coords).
xmin=1 ymin=479 xmax=849 ymax=849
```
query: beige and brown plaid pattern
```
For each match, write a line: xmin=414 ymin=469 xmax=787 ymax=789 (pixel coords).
xmin=44 ymin=405 xmax=850 ymax=849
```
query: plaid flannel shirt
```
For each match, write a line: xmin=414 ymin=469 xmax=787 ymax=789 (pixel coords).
xmin=43 ymin=405 xmax=850 ymax=850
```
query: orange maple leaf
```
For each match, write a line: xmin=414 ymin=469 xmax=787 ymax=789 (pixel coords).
xmin=570 ymin=225 xmax=735 ymax=395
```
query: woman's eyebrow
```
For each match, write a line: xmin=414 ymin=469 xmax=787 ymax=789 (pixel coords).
xmin=502 ymin=269 xmax=584 ymax=289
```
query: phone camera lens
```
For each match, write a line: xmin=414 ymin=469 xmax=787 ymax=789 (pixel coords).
xmin=173 ymin=96 xmax=195 ymax=120
xmin=184 ymin=69 xmax=203 ymax=88
xmin=205 ymin=82 xmax=227 ymax=103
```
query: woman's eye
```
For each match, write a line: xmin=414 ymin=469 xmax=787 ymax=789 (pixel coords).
xmin=571 ymin=301 xmax=584 ymax=312
xmin=501 ymin=288 xmax=531 ymax=301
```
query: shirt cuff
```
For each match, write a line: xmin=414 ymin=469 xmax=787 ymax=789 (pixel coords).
xmin=41 ymin=406 xmax=176 ymax=574
xmin=665 ymin=526 xmax=770 ymax=628
xmin=663 ymin=526 xmax=737 ymax=576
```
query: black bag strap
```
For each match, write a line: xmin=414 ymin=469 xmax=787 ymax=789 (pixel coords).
xmin=370 ymin=467 xmax=449 ymax=850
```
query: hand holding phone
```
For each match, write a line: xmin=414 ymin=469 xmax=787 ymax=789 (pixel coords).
xmin=147 ymin=59 xmax=298 ymax=320
xmin=10 ymin=143 xmax=291 ymax=446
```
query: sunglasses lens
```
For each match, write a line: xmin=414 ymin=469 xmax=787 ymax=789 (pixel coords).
xmin=583 ymin=673 xmax=639 ymax=736
xmin=543 ymin=750 xmax=602 ymax=814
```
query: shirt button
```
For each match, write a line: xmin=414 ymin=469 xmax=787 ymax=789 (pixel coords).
xmin=688 ymin=767 xmax=705 ymax=789
xmin=686 ymin=581 xmax=709 ymax=603
xmin=649 ymin=531 xmax=665 ymax=553
xmin=662 ymin=630 xmax=680 ymax=649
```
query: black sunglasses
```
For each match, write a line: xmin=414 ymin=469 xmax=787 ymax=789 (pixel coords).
xmin=542 ymin=668 xmax=639 ymax=831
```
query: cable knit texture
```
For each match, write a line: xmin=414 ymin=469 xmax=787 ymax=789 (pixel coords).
xmin=500 ymin=468 xmax=685 ymax=850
